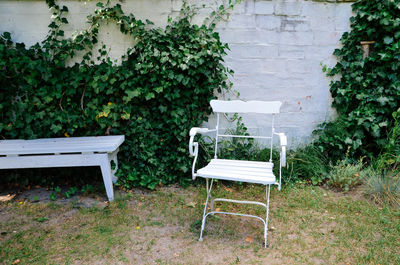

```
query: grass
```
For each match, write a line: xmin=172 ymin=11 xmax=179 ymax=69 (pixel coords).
xmin=1 ymin=184 xmax=399 ymax=264
xmin=364 ymin=169 xmax=400 ymax=207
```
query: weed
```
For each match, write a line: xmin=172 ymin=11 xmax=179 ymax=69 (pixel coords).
xmin=49 ymin=192 xmax=57 ymax=201
xmin=35 ymin=217 xmax=49 ymax=223
xmin=327 ymin=159 xmax=366 ymax=192
xmin=80 ymin=184 xmax=96 ymax=195
xmin=64 ymin=187 xmax=78 ymax=198
xmin=190 ymin=219 xmax=202 ymax=234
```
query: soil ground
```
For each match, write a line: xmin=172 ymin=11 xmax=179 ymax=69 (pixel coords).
xmin=0 ymin=183 xmax=399 ymax=265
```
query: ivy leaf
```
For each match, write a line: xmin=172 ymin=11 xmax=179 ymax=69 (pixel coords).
xmin=383 ymin=36 xmax=393 ymax=44
xmin=50 ymin=124 xmax=62 ymax=134
xmin=145 ymin=92 xmax=155 ymax=100
xmin=123 ymin=90 xmax=140 ymax=102
xmin=377 ymin=97 xmax=389 ymax=105
xmin=378 ymin=121 xmax=388 ymax=127
xmin=154 ymin=87 xmax=163 ymax=93
xmin=344 ymin=138 xmax=353 ymax=144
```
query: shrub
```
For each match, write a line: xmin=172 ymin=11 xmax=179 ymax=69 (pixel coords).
xmin=327 ymin=159 xmax=366 ymax=192
xmin=0 ymin=1 xmax=237 ymax=189
xmin=316 ymin=0 xmax=400 ymax=161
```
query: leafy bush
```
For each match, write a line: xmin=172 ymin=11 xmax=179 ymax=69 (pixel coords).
xmin=317 ymin=0 xmax=400 ymax=160
xmin=0 ymin=1 xmax=237 ymax=189
xmin=364 ymin=170 xmax=400 ymax=208
xmin=327 ymin=159 xmax=366 ymax=192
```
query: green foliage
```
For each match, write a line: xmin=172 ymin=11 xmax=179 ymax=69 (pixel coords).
xmin=327 ymin=159 xmax=366 ymax=192
xmin=35 ymin=217 xmax=49 ymax=223
xmin=285 ymin=145 xmax=328 ymax=186
xmin=64 ymin=186 xmax=78 ymax=198
xmin=198 ymin=114 xmax=261 ymax=162
xmin=316 ymin=0 xmax=400 ymax=160
xmin=0 ymin=1 xmax=238 ymax=189
xmin=375 ymin=108 xmax=400 ymax=171
xmin=81 ymin=184 xmax=96 ymax=195
xmin=50 ymin=192 xmax=57 ymax=201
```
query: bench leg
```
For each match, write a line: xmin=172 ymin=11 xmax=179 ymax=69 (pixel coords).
xmin=100 ymin=155 xmax=114 ymax=202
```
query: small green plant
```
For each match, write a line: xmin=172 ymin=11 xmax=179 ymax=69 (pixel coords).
xmin=364 ymin=170 xmax=400 ymax=208
xmin=49 ymin=192 xmax=57 ymax=201
xmin=81 ymin=184 xmax=96 ymax=195
xmin=327 ymin=159 xmax=366 ymax=192
xmin=64 ymin=186 xmax=78 ymax=198
xmin=35 ymin=217 xmax=49 ymax=223
xmin=49 ymin=186 xmax=62 ymax=201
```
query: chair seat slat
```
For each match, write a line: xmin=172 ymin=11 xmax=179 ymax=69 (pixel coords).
xmin=209 ymin=159 xmax=273 ymax=169
xmin=197 ymin=170 xmax=275 ymax=185
xmin=197 ymin=159 xmax=276 ymax=185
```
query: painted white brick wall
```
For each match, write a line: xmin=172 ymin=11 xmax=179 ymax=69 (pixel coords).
xmin=0 ymin=0 xmax=354 ymax=147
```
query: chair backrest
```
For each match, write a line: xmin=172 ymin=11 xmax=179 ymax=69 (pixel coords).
xmin=210 ymin=100 xmax=282 ymax=114
xmin=210 ymin=100 xmax=282 ymax=162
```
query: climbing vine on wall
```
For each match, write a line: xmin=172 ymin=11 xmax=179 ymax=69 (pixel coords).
xmin=0 ymin=0 xmax=240 ymax=189
xmin=315 ymin=0 xmax=400 ymax=161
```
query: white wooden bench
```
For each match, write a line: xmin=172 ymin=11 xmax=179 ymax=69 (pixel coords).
xmin=0 ymin=135 xmax=125 ymax=201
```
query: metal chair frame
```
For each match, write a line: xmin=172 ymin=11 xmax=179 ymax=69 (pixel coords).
xmin=189 ymin=100 xmax=287 ymax=247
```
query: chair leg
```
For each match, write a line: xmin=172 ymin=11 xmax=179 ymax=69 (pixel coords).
xmin=199 ymin=178 xmax=214 ymax=241
xmin=264 ymin=184 xmax=271 ymax=248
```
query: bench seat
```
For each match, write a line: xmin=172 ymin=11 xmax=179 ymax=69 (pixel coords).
xmin=0 ymin=135 xmax=125 ymax=201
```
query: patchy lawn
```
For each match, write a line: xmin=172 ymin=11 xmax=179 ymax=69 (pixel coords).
xmin=0 ymin=183 xmax=399 ymax=265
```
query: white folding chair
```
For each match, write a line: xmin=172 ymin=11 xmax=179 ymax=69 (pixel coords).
xmin=189 ymin=100 xmax=287 ymax=247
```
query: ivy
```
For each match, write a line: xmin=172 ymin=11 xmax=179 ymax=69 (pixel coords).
xmin=0 ymin=1 xmax=240 ymax=189
xmin=315 ymin=0 xmax=400 ymax=161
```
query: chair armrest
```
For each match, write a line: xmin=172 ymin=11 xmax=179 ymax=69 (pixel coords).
xmin=274 ymin=132 xmax=287 ymax=167
xmin=189 ymin=127 xmax=213 ymax=137
xmin=189 ymin=127 xmax=216 ymax=156
xmin=188 ymin=127 xmax=216 ymax=180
